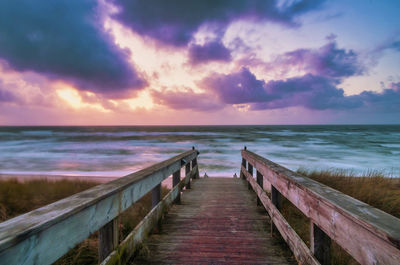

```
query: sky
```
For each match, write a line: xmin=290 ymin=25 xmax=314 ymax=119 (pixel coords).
xmin=0 ymin=0 xmax=399 ymax=125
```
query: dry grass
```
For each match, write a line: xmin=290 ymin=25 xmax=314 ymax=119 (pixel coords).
xmin=0 ymin=179 xmax=97 ymax=222
xmin=299 ymin=169 xmax=400 ymax=218
xmin=0 ymin=178 xmax=168 ymax=265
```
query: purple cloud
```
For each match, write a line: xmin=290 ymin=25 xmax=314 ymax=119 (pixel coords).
xmin=253 ymin=74 xmax=362 ymax=110
xmin=152 ymin=89 xmax=223 ymax=111
xmin=110 ymin=0 xmax=325 ymax=46
xmin=197 ymin=67 xmax=400 ymax=112
xmin=188 ymin=41 xmax=232 ymax=64
xmin=357 ymin=84 xmax=400 ymax=112
xmin=272 ymin=40 xmax=363 ymax=78
xmin=0 ymin=0 xmax=147 ymax=97
xmin=200 ymin=67 xmax=273 ymax=104
xmin=200 ymin=68 xmax=362 ymax=109
xmin=0 ymin=89 xmax=17 ymax=103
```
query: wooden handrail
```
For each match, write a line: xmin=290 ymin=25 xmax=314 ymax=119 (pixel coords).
xmin=241 ymin=149 xmax=400 ymax=265
xmin=101 ymin=164 xmax=198 ymax=265
xmin=0 ymin=149 xmax=199 ymax=265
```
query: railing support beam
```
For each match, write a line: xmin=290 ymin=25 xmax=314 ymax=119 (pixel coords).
xmin=311 ymin=222 xmax=331 ymax=265
xmin=240 ymin=158 xmax=246 ymax=179
xmin=173 ymin=170 xmax=181 ymax=203
xmin=98 ymin=218 xmax=119 ymax=263
xmin=185 ymin=163 xmax=191 ymax=189
xmin=152 ymin=184 xmax=161 ymax=209
xmin=271 ymin=185 xmax=282 ymax=235
xmin=256 ymin=170 xmax=263 ymax=206
xmin=247 ymin=163 xmax=253 ymax=190
xmin=192 ymin=159 xmax=199 ymax=179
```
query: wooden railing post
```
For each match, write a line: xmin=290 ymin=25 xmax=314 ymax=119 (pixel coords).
xmin=240 ymin=158 xmax=246 ymax=179
xmin=192 ymin=159 xmax=199 ymax=179
xmin=185 ymin=163 xmax=191 ymax=189
xmin=247 ymin=163 xmax=253 ymax=190
xmin=192 ymin=146 xmax=199 ymax=179
xmin=271 ymin=185 xmax=282 ymax=235
xmin=98 ymin=218 xmax=119 ymax=263
xmin=256 ymin=170 xmax=263 ymax=206
xmin=311 ymin=222 xmax=331 ymax=265
xmin=152 ymin=184 xmax=161 ymax=209
xmin=173 ymin=170 xmax=181 ymax=203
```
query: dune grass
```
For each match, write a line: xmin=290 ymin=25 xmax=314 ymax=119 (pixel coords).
xmin=0 ymin=178 xmax=168 ymax=265
xmin=278 ymin=170 xmax=400 ymax=265
xmin=300 ymin=169 xmax=400 ymax=218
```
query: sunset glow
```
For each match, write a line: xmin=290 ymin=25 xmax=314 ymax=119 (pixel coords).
xmin=0 ymin=0 xmax=399 ymax=125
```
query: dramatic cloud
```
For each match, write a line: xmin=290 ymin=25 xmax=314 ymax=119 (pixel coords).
xmin=0 ymin=0 xmax=146 ymax=97
xmin=199 ymin=67 xmax=399 ymax=111
xmin=271 ymin=39 xmax=363 ymax=78
xmin=152 ymin=89 xmax=222 ymax=111
xmin=111 ymin=0 xmax=325 ymax=46
xmin=188 ymin=41 xmax=232 ymax=64
xmin=252 ymin=74 xmax=362 ymax=110
xmin=357 ymin=83 xmax=400 ymax=112
xmin=0 ymin=82 xmax=17 ymax=103
xmin=200 ymin=67 xmax=272 ymax=104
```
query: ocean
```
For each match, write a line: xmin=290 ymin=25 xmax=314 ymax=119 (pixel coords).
xmin=0 ymin=125 xmax=399 ymax=179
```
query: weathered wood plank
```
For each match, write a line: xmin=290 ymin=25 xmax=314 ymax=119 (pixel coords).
xmin=101 ymin=166 xmax=197 ymax=265
xmin=152 ymin=184 xmax=161 ymax=209
xmin=172 ymin=170 xmax=181 ymax=204
xmin=98 ymin=218 xmax=119 ymax=262
xmin=136 ymin=178 xmax=295 ymax=264
xmin=247 ymin=163 xmax=253 ymax=190
xmin=271 ymin=185 xmax=282 ymax=235
xmin=242 ymin=150 xmax=400 ymax=265
xmin=185 ymin=163 xmax=191 ymax=189
xmin=256 ymin=170 xmax=263 ymax=206
xmin=192 ymin=157 xmax=200 ymax=179
xmin=0 ymin=150 xmax=197 ymax=265
xmin=310 ymin=222 xmax=331 ymax=265
xmin=242 ymin=167 xmax=320 ymax=265
xmin=240 ymin=158 xmax=246 ymax=179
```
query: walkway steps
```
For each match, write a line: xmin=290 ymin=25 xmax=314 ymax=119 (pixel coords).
xmin=133 ymin=178 xmax=294 ymax=264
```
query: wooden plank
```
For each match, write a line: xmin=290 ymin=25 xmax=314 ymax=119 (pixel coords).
xmin=185 ymin=163 xmax=191 ymax=189
xmin=98 ymin=218 xmax=119 ymax=262
xmin=242 ymin=167 xmax=320 ymax=265
xmin=256 ymin=170 xmax=263 ymax=206
xmin=247 ymin=163 xmax=253 ymax=190
xmin=137 ymin=178 xmax=295 ymax=264
xmin=173 ymin=170 xmax=181 ymax=204
xmin=310 ymin=222 xmax=331 ymax=265
xmin=0 ymin=150 xmax=198 ymax=265
xmin=101 ymin=166 xmax=196 ymax=265
xmin=192 ymin=158 xmax=200 ymax=179
xmin=242 ymin=150 xmax=400 ymax=265
xmin=240 ymin=158 xmax=246 ymax=179
xmin=152 ymin=184 xmax=161 ymax=209
xmin=271 ymin=185 xmax=282 ymax=236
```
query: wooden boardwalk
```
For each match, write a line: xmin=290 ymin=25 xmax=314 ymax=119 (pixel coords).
xmin=2 ymin=149 xmax=399 ymax=265
xmin=134 ymin=178 xmax=294 ymax=264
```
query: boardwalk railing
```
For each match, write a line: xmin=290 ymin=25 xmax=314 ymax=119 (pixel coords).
xmin=241 ymin=148 xmax=400 ymax=265
xmin=0 ymin=148 xmax=200 ymax=265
